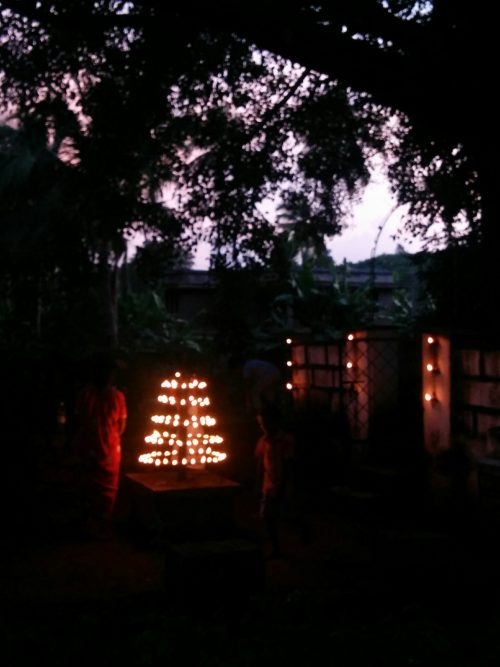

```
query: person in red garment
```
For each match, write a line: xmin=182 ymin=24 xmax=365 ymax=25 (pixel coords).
xmin=74 ymin=356 xmax=127 ymax=535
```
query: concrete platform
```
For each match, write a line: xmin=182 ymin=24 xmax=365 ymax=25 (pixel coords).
xmin=123 ymin=469 xmax=241 ymax=541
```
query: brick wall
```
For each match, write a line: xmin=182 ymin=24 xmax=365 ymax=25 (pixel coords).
xmin=453 ymin=345 xmax=500 ymax=458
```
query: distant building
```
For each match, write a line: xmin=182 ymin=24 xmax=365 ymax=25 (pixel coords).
xmin=164 ymin=270 xmax=217 ymax=321
xmin=163 ymin=266 xmax=396 ymax=325
xmin=312 ymin=266 xmax=395 ymax=322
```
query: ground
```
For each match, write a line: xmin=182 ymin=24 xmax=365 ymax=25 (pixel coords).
xmin=3 ymin=446 xmax=500 ymax=666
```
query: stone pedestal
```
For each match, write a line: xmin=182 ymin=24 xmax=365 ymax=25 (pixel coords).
xmin=123 ymin=469 xmax=241 ymax=541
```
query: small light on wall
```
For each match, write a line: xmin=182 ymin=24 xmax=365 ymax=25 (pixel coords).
xmin=427 ymin=336 xmax=435 ymax=344
xmin=347 ymin=334 xmax=354 ymax=341
xmin=286 ymin=360 xmax=292 ymax=367
xmin=424 ymin=392 xmax=438 ymax=403
xmin=286 ymin=338 xmax=292 ymax=344
xmin=286 ymin=382 xmax=293 ymax=390
xmin=346 ymin=361 xmax=353 ymax=369
xmin=426 ymin=363 xmax=434 ymax=372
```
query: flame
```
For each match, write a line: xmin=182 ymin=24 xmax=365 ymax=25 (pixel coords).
xmin=139 ymin=371 xmax=227 ymax=467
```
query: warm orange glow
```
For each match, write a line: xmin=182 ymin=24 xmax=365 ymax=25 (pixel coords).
xmin=139 ymin=371 xmax=226 ymax=467
xmin=424 ymin=392 xmax=433 ymax=402
xmin=427 ymin=336 xmax=435 ymax=344
xmin=426 ymin=363 xmax=434 ymax=372
xmin=346 ymin=361 xmax=353 ymax=369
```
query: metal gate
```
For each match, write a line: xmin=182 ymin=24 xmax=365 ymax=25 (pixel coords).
xmin=290 ymin=327 xmax=420 ymax=451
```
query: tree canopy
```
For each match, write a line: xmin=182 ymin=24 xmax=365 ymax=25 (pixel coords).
xmin=0 ymin=0 xmax=497 ymax=341
xmin=0 ymin=1 xmax=384 ymax=268
xmin=2 ymin=1 xmax=492 ymax=249
xmin=187 ymin=1 xmax=492 ymax=245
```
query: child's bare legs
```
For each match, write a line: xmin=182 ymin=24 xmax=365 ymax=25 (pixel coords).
xmin=261 ymin=493 xmax=282 ymax=558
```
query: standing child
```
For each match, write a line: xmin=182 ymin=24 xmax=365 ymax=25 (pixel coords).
xmin=255 ymin=404 xmax=295 ymax=558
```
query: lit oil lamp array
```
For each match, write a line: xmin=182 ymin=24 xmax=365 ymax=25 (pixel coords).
xmin=285 ymin=337 xmax=293 ymax=391
xmin=345 ymin=332 xmax=356 ymax=374
xmin=423 ymin=335 xmax=440 ymax=404
xmin=138 ymin=372 xmax=226 ymax=467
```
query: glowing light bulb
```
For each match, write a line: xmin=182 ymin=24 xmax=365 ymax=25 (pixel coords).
xmin=287 ymin=361 xmax=292 ymax=367
xmin=286 ymin=382 xmax=292 ymax=390
xmin=426 ymin=363 xmax=434 ymax=372
xmin=286 ymin=338 xmax=292 ymax=344
xmin=427 ymin=336 xmax=434 ymax=344
xmin=175 ymin=372 xmax=181 ymax=377
xmin=424 ymin=392 xmax=433 ymax=402
xmin=347 ymin=334 xmax=354 ymax=341
xmin=190 ymin=458 xmax=196 ymax=465
xmin=181 ymin=458 xmax=187 ymax=465
xmin=346 ymin=361 xmax=353 ymax=369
